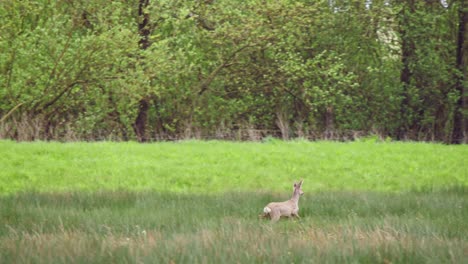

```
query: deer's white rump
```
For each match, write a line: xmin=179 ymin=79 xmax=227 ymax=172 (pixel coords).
xmin=260 ymin=180 xmax=304 ymax=222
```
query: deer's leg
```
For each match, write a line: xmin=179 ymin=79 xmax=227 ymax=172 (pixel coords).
xmin=259 ymin=213 xmax=270 ymax=219
xmin=290 ymin=213 xmax=300 ymax=221
xmin=270 ymin=211 xmax=281 ymax=222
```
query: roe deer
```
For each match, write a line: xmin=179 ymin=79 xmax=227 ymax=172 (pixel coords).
xmin=261 ymin=180 xmax=304 ymax=222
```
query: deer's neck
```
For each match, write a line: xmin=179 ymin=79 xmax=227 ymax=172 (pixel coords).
xmin=290 ymin=191 xmax=301 ymax=205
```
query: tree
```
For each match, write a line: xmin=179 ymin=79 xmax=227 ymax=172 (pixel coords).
xmin=452 ymin=0 xmax=467 ymax=143
xmin=0 ymin=0 xmax=464 ymax=142
xmin=133 ymin=0 xmax=152 ymax=142
xmin=396 ymin=0 xmax=418 ymax=139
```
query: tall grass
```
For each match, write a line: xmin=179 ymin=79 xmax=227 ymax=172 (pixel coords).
xmin=0 ymin=190 xmax=466 ymax=263
xmin=0 ymin=140 xmax=466 ymax=263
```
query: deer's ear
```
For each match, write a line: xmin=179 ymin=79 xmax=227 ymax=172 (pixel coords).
xmin=293 ymin=182 xmax=297 ymax=187
xmin=299 ymin=179 xmax=303 ymax=186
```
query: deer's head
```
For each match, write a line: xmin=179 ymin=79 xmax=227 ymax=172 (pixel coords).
xmin=294 ymin=180 xmax=304 ymax=196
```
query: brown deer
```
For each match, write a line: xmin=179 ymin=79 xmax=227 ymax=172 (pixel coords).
xmin=261 ymin=180 xmax=304 ymax=222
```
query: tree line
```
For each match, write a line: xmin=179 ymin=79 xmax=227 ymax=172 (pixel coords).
xmin=0 ymin=0 xmax=466 ymax=143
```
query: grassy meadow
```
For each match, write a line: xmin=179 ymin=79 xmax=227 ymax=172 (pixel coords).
xmin=0 ymin=140 xmax=467 ymax=263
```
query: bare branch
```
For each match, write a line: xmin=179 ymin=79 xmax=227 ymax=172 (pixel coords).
xmin=197 ymin=43 xmax=259 ymax=95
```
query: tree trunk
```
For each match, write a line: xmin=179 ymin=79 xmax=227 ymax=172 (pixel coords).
xmin=138 ymin=0 xmax=151 ymax=50
xmin=452 ymin=3 xmax=467 ymax=144
xmin=133 ymin=98 xmax=149 ymax=142
xmin=133 ymin=0 xmax=151 ymax=142
xmin=324 ymin=106 xmax=335 ymax=140
xmin=397 ymin=0 xmax=416 ymax=140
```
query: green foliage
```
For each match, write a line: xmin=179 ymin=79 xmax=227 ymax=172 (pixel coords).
xmin=395 ymin=0 xmax=461 ymax=140
xmin=0 ymin=0 xmax=464 ymax=141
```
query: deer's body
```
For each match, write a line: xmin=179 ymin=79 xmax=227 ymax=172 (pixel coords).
xmin=261 ymin=180 xmax=304 ymax=222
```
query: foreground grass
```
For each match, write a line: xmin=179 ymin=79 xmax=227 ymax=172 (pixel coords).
xmin=0 ymin=189 xmax=467 ymax=263
xmin=0 ymin=140 xmax=466 ymax=263
xmin=0 ymin=140 xmax=466 ymax=193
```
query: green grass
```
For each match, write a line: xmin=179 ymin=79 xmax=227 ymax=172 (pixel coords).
xmin=0 ymin=140 xmax=466 ymax=193
xmin=0 ymin=190 xmax=466 ymax=263
xmin=0 ymin=140 xmax=467 ymax=263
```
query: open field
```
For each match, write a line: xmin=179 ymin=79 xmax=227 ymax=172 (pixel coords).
xmin=0 ymin=140 xmax=467 ymax=263
xmin=0 ymin=140 xmax=466 ymax=193
xmin=1 ymin=190 xmax=467 ymax=263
